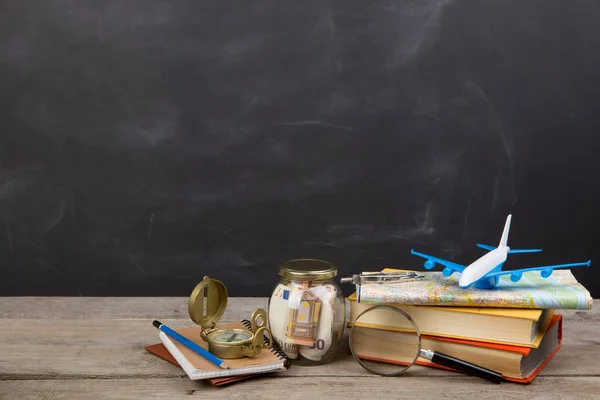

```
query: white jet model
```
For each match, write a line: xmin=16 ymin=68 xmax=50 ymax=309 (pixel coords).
xmin=411 ymin=214 xmax=591 ymax=289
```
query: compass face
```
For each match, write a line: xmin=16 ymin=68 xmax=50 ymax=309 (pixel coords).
xmin=210 ymin=329 xmax=252 ymax=344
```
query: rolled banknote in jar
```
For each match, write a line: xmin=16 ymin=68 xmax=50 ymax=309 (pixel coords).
xmin=267 ymin=259 xmax=346 ymax=365
xmin=298 ymin=284 xmax=337 ymax=361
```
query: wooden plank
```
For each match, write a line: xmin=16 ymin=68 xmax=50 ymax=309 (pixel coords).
xmin=0 ymin=297 xmax=268 ymax=321
xmin=1 ymin=376 xmax=600 ymax=400
xmin=1 ymin=297 xmax=598 ymax=321
xmin=1 ymin=297 xmax=598 ymax=399
xmin=0 ymin=318 xmax=598 ymax=378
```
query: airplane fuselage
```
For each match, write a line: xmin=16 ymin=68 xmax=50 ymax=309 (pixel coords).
xmin=458 ymin=247 xmax=509 ymax=288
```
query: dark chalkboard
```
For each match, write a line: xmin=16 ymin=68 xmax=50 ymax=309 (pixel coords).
xmin=1 ymin=0 xmax=599 ymax=297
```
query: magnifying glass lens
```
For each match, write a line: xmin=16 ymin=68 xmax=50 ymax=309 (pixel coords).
xmin=349 ymin=306 xmax=421 ymax=376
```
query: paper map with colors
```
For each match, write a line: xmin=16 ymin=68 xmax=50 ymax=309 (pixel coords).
xmin=357 ymin=269 xmax=592 ymax=309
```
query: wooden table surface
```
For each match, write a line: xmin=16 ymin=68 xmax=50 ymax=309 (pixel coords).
xmin=0 ymin=297 xmax=599 ymax=399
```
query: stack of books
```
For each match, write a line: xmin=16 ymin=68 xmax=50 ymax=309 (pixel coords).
xmin=348 ymin=268 xmax=592 ymax=383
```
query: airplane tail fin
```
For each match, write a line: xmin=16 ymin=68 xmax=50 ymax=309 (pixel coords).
xmin=499 ymin=214 xmax=511 ymax=248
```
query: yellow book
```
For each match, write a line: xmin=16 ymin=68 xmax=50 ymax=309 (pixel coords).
xmin=348 ymin=296 xmax=553 ymax=347
xmin=348 ymin=268 xmax=554 ymax=346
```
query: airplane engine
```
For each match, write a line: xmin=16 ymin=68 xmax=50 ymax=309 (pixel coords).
xmin=541 ymin=268 xmax=553 ymax=278
xmin=424 ymin=260 xmax=435 ymax=270
xmin=510 ymin=271 xmax=522 ymax=282
xmin=442 ymin=267 xmax=453 ymax=277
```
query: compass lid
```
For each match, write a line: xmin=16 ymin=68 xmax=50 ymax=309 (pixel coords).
xmin=188 ymin=276 xmax=228 ymax=329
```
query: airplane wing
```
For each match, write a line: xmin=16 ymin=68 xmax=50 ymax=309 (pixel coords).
xmin=484 ymin=260 xmax=591 ymax=282
xmin=410 ymin=249 xmax=466 ymax=276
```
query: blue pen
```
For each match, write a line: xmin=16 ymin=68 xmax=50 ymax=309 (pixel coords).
xmin=153 ymin=320 xmax=230 ymax=369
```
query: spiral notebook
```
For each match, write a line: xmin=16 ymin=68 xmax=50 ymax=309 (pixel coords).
xmin=158 ymin=320 xmax=290 ymax=380
xmin=145 ymin=342 xmax=259 ymax=386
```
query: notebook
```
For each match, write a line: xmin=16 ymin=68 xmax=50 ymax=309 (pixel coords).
xmin=158 ymin=320 xmax=290 ymax=380
xmin=145 ymin=343 xmax=261 ymax=386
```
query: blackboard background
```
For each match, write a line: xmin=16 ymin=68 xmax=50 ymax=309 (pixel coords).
xmin=1 ymin=0 xmax=599 ymax=297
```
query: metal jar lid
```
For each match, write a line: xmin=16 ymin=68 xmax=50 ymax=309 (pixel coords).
xmin=278 ymin=259 xmax=337 ymax=281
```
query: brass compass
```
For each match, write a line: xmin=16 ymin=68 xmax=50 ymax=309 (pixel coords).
xmin=188 ymin=276 xmax=272 ymax=359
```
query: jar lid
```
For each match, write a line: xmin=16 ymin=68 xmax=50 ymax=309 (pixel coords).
xmin=278 ymin=259 xmax=337 ymax=281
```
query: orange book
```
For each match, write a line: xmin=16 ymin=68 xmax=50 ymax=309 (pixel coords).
xmin=351 ymin=314 xmax=562 ymax=383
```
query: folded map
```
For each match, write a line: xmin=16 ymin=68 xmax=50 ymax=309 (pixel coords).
xmin=356 ymin=269 xmax=592 ymax=309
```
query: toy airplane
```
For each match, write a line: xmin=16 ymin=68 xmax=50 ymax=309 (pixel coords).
xmin=410 ymin=214 xmax=591 ymax=289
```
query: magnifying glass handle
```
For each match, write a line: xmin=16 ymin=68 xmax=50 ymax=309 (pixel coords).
xmin=420 ymin=349 xmax=503 ymax=384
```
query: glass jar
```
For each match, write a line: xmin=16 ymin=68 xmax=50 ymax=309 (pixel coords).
xmin=267 ymin=259 xmax=346 ymax=365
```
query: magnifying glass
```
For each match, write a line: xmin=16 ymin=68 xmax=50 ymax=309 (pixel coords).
xmin=348 ymin=305 xmax=503 ymax=383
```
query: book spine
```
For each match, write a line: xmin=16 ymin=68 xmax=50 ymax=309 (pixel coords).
xmin=241 ymin=319 xmax=290 ymax=367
